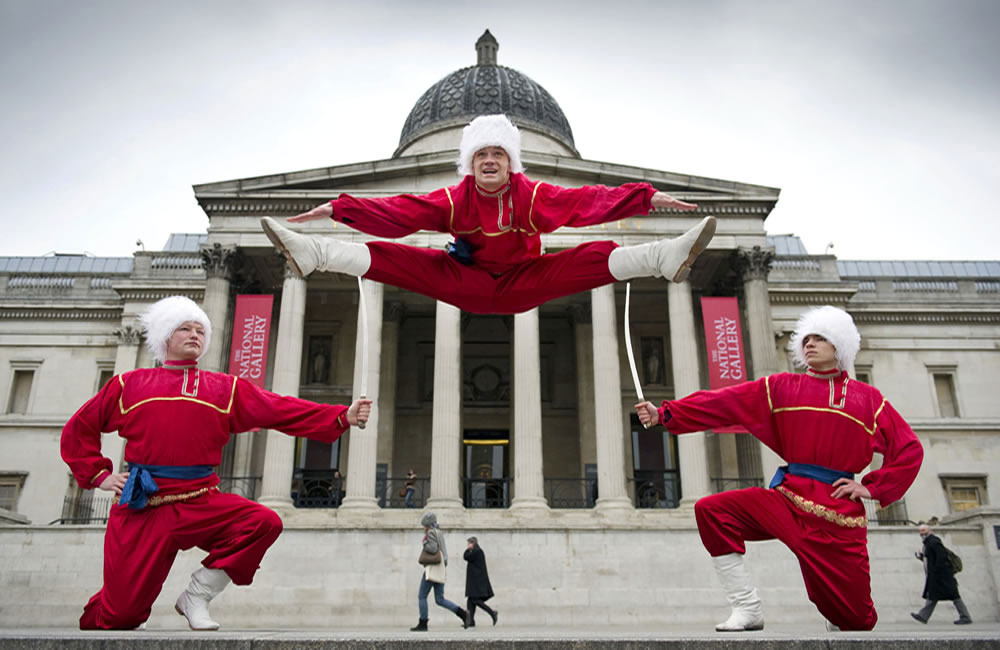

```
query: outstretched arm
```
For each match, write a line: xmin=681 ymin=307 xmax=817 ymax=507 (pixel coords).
xmin=651 ymin=192 xmax=698 ymax=211
xmin=288 ymin=187 xmax=456 ymax=238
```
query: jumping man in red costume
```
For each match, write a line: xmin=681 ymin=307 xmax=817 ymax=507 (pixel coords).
xmin=635 ymin=306 xmax=923 ymax=631
xmin=61 ymin=296 xmax=372 ymax=631
xmin=261 ymin=114 xmax=716 ymax=315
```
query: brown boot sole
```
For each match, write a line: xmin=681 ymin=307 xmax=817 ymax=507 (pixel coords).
xmin=261 ymin=219 xmax=306 ymax=279
xmin=672 ymin=216 xmax=717 ymax=283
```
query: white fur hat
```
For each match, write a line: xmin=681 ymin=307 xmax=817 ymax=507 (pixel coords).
xmin=457 ymin=114 xmax=524 ymax=177
xmin=139 ymin=296 xmax=212 ymax=364
xmin=789 ymin=306 xmax=860 ymax=371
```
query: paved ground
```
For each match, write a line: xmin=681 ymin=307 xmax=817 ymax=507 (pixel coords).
xmin=1 ymin=622 xmax=998 ymax=648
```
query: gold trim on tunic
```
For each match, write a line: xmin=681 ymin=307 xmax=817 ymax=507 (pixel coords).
xmin=113 ymin=487 xmax=216 ymax=508
xmin=776 ymin=485 xmax=867 ymax=528
xmin=771 ymin=405 xmax=875 ymax=436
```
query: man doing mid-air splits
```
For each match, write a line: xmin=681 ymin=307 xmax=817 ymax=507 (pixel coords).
xmin=261 ymin=113 xmax=716 ymax=315
xmin=61 ymin=296 xmax=372 ymax=631
xmin=635 ymin=306 xmax=923 ymax=632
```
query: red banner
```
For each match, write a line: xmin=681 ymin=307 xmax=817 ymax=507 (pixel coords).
xmin=700 ymin=297 xmax=748 ymax=433
xmin=228 ymin=294 xmax=274 ymax=388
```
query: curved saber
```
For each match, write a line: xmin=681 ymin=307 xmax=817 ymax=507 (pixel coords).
xmin=624 ymin=282 xmax=651 ymax=429
xmin=357 ymin=277 xmax=368 ymax=430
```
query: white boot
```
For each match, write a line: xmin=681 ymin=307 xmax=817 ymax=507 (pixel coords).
xmin=174 ymin=566 xmax=230 ymax=631
xmin=608 ymin=216 xmax=716 ymax=282
xmin=260 ymin=217 xmax=371 ymax=278
xmin=712 ymin=553 xmax=765 ymax=632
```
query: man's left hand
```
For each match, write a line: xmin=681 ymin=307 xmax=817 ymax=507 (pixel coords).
xmin=831 ymin=477 xmax=871 ymax=502
xmin=347 ymin=398 xmax=373 ymax=426
xmin=651 ymin=192 xmax=697 ymax=211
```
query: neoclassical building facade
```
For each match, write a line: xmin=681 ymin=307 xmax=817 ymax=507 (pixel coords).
xmin=1 ymin=32 xmax=998 ymax=627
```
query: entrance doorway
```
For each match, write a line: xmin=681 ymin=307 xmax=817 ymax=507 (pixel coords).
xmin=463 ymin=429 xmax=509 ymax=508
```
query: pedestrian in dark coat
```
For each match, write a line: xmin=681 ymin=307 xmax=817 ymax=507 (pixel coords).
xmin=910 ymin=524 xmax=972 ymax=625
xmin=463 ymin=536 xmax=497 ymax=628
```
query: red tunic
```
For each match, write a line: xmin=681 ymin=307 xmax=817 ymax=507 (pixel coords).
xmin=659 ymin=368 xmax=923 ymax=630
xmin=329 ymin=174 xmax=656 ymax=314
xmin=62 ymin=359 xmax=349 ymax=495
xmin=60 ymin=359 xmax=350 ymax=630
xmin=660 ymin=367 xmax=923 ymax=524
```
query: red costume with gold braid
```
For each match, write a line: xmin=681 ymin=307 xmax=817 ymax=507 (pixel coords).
xmin=61 ymin=359 xmax=350 ymax=630
xmin=331 ymin=173 xmax=656 ymax=314
xmin=659 ymin=367 xmax=923 ymax=630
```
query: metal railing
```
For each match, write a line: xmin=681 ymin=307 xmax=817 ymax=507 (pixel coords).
xmin=712 ymin=477 xmax=764 ymax=493
xmin=50 ymin=493 xmax=114 ymax=525
xmin=376 ymin=476 xmax=429 ymax=509
xmin=217 ymin=475 xmax=260 ymax=500
xmin=463 ymin=477 xmax=510 ymax=509
xmin=629 ymin=470 xmax=681 ymax=509
xmin=291 ymin=469 xmax=344 ymax=508
xmin=865 ymin=498 xmax=914 ymax=526
xmin=544 ymin=478 xmax=598 ymax=509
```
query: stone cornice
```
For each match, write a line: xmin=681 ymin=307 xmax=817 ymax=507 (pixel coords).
xmin=113 ymin=288 xmax=204 ymax=302
xmin=851 ymin=311 xmax=1000 ymax=324
xmin=908 ymin=418 xmax=1000 ymax=432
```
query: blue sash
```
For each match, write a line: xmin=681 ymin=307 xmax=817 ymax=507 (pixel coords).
xmin=768 ymin=462 xmax=853 ymax=490
xmin=119 ymin=464 xmax=214 ymax=510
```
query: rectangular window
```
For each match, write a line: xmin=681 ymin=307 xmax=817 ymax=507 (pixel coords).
xmin=854 ymin=365 xmax=872 ymax=385
xmin=7 ymin=370 xmax=34 ymax=414
xmin=933 ymin=373 xmax=958 ymax=417
xmin=0 ymin=474 xmax=27 ymax=512
xmin=941 ymin=476 xmax=987 ymax=513
xmin=96 ymin=366 xmax=115 ymax=391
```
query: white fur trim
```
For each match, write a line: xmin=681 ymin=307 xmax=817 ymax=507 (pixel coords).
xmin=789 ymin=306 xmax=860 ymax=371
xmin=457 ymin=114 xmax=524 ymax=176
xmin=139 ymin=296 xmax=212 ymax=364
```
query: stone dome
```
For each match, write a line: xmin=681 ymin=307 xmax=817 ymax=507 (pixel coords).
xmin=395 ymin=30 xmax=577 ymax=158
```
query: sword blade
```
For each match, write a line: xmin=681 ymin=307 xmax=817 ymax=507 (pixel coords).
xmin=357 ymin=277 xmax=369 ymax=429
xmin=624 ymin=283 xmax=651 ymax=429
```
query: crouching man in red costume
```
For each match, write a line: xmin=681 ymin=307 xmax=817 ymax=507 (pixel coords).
xmin=261 ymin=113 xmax=716 ymax=315
xmin=61 ymin=296 xmax=372 ymax=631
xmin=635 ymin=306 xmax=923 ymax=631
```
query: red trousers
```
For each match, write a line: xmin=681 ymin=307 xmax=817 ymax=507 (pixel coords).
xmin=80 ymin=490 xmax=282 ymax=630
xmin=365 ymin=240 xmax=619 ymax=314
xmin=694 ymin=487 xmax=877 ymax=631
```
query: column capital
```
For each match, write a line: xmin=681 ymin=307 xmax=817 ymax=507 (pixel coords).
xmin=200 ymin=243 xmax=239 ymax=280
xmin=734 ymin=246 xmax=775 ymax=282
xmin=113 ymin=324 xmax=142 ymax=346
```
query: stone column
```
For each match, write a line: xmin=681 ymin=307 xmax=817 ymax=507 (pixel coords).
xmin=511 ymin=308 xmax=548 ymax=510
xmin=735 ymin=246 xmax=784 ymax=482
xmin=105 ymin=324 xmax=142 ymax=470
xmin=569 ymin=304 xmax=597 ymax=478
xmin=199 ymin=243 xmax=238 ymax=372
xmin=591 ymin=285 xmax=631 ymax=510
xmin=376 ymin=303 xmax=403 ymax=479
xmin=258 ymin=265 xmax=306 ymax=509
xmin=426 ymin=301 xmax=463 ymax=509
xmin=341 ymin=279 xmax=384 ymax=511
xmin=668 ymin=280 xmax=711 ymax=506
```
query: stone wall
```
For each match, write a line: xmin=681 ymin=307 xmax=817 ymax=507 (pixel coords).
xmin=1 ymin=514 xmax=997 ymax=630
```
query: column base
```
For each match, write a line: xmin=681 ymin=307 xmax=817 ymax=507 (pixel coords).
xmin=594 ymin=496 xmax=634 ymax=512
xmin=338 ymin=497 xmax=380 ymax=511
xmin=424 ymin=496 xmax=464 ymax=510
xmin=257 ymin=495 xmax=294 ymax=510
xmin=509 ymin=496 xmax=550 ymax=511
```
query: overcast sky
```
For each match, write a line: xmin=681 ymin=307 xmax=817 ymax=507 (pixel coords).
xmin=2 ymin=0 xmax=998 ymax=262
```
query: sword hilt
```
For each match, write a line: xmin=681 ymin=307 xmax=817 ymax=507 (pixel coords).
xmin=357 ymin=393 xmax=367 ymax=430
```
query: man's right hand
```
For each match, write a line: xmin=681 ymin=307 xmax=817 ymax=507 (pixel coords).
xmin=634 ymin=401 xmax=661 ymax=427
xmin=289 ymin=202 xmax=334 ymax=223
xmin=98 ymin=472 xmax=129 ymax=496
